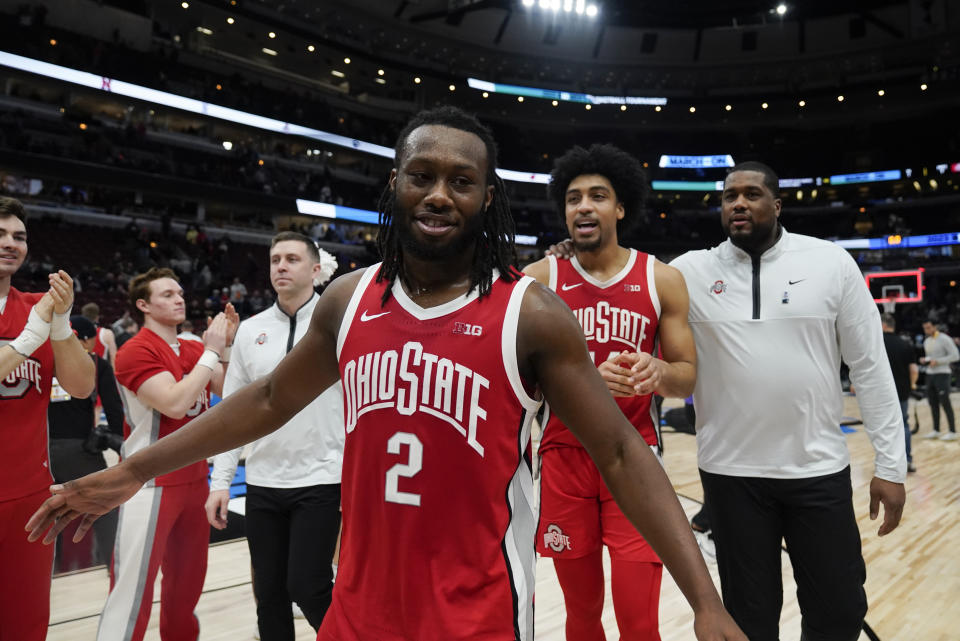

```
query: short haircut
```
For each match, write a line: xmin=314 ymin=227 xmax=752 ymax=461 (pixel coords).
xmin=880 ymin=313 xmax=896 ymax=329
xmin=119 ymin=317 xmax=137 ymax=331
xmin=181 ymin=319 xmax=194 ymax=331
xmin=81 ymin=302 xmax=100 ymax=322
xmin=271 ymin=231 xmax=320 ymax=262
xmin=548 ymin=144 xmax=647 ymax=236
xmin=128 ymin=267 xmax=178 ymax=323
xmin=727 ymin=161 xmax=780 ymax=197
xmin=923 ymin=319 xmax=937 ymax=326
xmin=0 ymin=196 xmax=26 ymax=221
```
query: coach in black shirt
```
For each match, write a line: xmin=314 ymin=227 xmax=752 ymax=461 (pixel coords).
xmin=881 ymin=313 xmax=919 ymax=473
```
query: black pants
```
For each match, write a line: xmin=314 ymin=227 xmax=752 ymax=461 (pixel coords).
xmin=700 ymin=467 xmax=866 ymax=641
xmin=48 ymin=438 xmax=119 ymax=568
xmin=926 ymin=373 xmax=956 ymax=432
xmin=246 ymin=483 xmax=341 ymax=641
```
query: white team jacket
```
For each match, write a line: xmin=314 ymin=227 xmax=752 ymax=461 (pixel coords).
xmin=210 ymin=293 xmax=344 ymax=490
xmin=671 ymin=228 xmax=906 ymax=483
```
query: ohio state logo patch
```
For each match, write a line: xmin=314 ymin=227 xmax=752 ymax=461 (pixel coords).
xmin=256 ymin=332 xmax=267 ymax=345
xmin=543 ymin=523 xmax=572 ymax=552
xmin=710 ymin=280 xmax=727 ymax=295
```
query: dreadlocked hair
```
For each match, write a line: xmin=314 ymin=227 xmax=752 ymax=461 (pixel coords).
xmin=376 ymin=105 xmax=520 ymax=305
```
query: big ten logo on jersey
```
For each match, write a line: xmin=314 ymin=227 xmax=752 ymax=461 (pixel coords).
xmin=623 ymin=283 xmax=643 ymax=293
xmin=570 ymin=301 xmax=652 ymax=350
xmin=342 ymin=341 xmax=489 ymax=456
xmin=452 ymin=321 xmax=482 ymax=336
xmin=185 ymin=388 xmax=210 ymax=418
xmin=0 ymin=346 xmax=43 ymax=399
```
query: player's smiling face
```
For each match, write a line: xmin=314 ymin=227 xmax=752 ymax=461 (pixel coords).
xmin=564 ymin=174 xmax=624 ymax=253
xmin=0 ymin=215 xmax=27 ymax=279
xmin=389 ymin=124 xmax=494 ymax=261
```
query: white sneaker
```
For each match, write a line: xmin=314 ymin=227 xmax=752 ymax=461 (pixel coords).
xmin=292 ymin=602 xmax=305 ymax=619
xmin=694 ymin=530 xmax=716 ymax=563
xmin=923 ymin=432 xmax=942 ymax=439
xmin=940 ymin=432 xmax=959 ymax=441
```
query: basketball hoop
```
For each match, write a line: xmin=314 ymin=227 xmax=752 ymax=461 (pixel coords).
xmin=882 ymin=301 xmax=896 ymax=314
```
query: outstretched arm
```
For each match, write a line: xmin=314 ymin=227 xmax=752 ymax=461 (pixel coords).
xmin=27 ymin=271 xmax=362 ymax=544
xmin=518 ymin=283 xmax=743 ymax=641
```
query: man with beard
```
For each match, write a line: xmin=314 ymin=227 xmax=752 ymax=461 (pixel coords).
xmin=28 ymin=107 xmax=746 ymax=641
xmin=670 ymin=162 xmax=906 ymax=641
xmin=524 ymin=144 xmax=696 ymax=641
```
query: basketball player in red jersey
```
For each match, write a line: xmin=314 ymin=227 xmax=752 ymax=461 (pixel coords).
xmin=0 ymin=196 xmax=95 ymax=641
xmin=96 ymin=267 xmax=237 ymax=641
xmin=28 ymin=108 xmax=745 ymax=641
xmin=525 ymin=144 xmax=696 ymax=641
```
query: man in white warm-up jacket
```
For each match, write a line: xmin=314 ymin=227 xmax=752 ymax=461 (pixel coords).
xmin=670 ymin=161 xmax=906 ymax=641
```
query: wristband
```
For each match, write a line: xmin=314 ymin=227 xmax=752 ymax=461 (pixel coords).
xmin=9 ymin=308 xmax=51 ymax=357
xmin=50 ymin=308 xmax=73 ymax=341
xmin=220 ymin=346 xmax=232 ymax=363
xmin=197 ymin=349 xmax=221 ymax=371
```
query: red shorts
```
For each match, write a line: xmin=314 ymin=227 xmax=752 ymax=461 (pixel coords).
xmin=536 ymin=447 xmax=660 ymax=563
xmin=0 ymin=488 xmax=55 ymax=641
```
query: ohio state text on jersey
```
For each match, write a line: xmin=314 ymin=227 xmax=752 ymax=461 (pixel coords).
xmin=0 ymin=288 xmax=54 ymax=501
xmin=540 ymin=250 xmax=662 ymax=452
xmin=325 ymin=265 xmax=542 ymax=641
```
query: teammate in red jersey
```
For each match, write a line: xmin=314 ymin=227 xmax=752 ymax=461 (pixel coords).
xmin=524 ymin=144 xmax=696 ymax=640
xmin=27 ymin=107 xmax=745 ymax=641
xmin=0 ymin=196 xmax=95 ymax=641
xmin=95 ymin=267 xmax=237 ymax=641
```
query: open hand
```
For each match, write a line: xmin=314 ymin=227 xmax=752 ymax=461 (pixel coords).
xmin=26 ymin=464 xmax=144 ymax=545
xmin=223 ymin=303 xmax=240 ymax=347
xmin=47 ymin=270 xmax=75 ymax=314
xmin=545 ymin=239 xmax=574 ymax=259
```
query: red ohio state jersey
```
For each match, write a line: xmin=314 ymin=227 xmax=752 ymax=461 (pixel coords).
xmin=323 ymin=265 xmax=542 ymax=641
xmin=114 ymin=327 xmax=210 ymax=486
xmin=540 ymin=250 xmax=662 ymax=452
xmin=0 ymin=288 xmax=54 ymax=501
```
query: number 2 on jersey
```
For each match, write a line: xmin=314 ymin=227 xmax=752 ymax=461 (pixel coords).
xmin=385 ymin=432 xmax=423 ymax=506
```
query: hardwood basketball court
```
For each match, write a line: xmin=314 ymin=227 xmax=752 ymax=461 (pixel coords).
xmin=46 ymin=394 xmax=958 ymax=641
